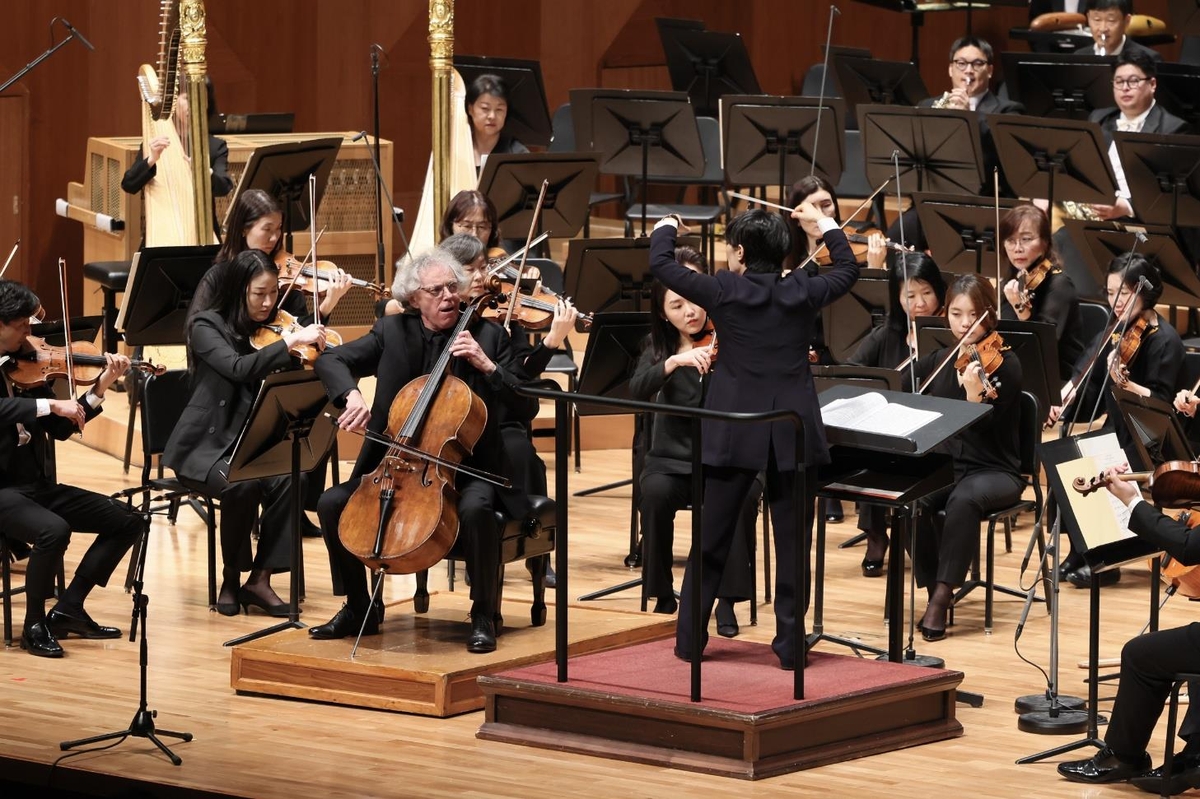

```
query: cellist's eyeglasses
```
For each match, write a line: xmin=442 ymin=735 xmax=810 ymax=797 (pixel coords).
xmin=418 ymin=280 xmax=460 ymax=296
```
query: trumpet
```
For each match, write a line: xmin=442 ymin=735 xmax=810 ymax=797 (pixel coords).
xmin=931 ymin=92 xmax=955 ymax=109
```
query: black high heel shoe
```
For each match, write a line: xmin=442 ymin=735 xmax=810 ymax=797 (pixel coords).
xmin=238 ymin=587 xmax=290 ymax=617
xmin=861 ymin=558 xmax=885 ymax=578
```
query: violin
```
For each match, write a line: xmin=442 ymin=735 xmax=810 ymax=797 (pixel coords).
xmin=693 ymin=320 xmax=718 ymax=360
xmin=954 ymin=330 xmax=1005 ymax=401
xmin=4 ymin=335 xmax=164 ymax=390
xmin=1072 ymin=460 xmax=1200 ymax=509
xmin=1111 ymin=315 xmax=1151 ymax=386
xmin=1010 ymin=257 xmax=1054 ymax=315
xmin=482 ymin=235 xmax=594 ymax=331
xmin=249 ymin=308 xmax=344 ymax=364
xmin=275 ymin=251 xmax=388 ymax=298
xmin=814 ymin=227 xmax=905 ymax=266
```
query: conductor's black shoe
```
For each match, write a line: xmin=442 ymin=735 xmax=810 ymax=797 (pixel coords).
xmin=1130 ymin=754 xmax=1200 ymax=795
xmin=46 ymin=605 xmax=121 ymax=639
xmin=467 ymin=615 xmax=497 ymax=653
xmin=673 ymin=646 xmax=699 ymax=663
xmin=715 ymin=599 xmax=739 ymax=638
xmin=653 ymin=595 xmax=677 ymax=615
xmin=20 ymin=622 xmax=64 ymax=658
xmin=1065 ymin=563 xmax=1121 ymax=589
xmin=1057 ymin=747 xmax=1151 ymax=784
xmin=308 ymin=604 xmax=379 ymax=640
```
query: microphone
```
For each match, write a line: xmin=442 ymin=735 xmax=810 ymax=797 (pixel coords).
xmin=1140 ymin=275 xmax=1153 ymax=292
xmin=60 ymin=19 xmax=95 ymax=51
xmin=352 ymin=131 xmax=367 ymax=142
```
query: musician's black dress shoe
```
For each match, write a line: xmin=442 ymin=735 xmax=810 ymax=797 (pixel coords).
xmin=308 ymin=604 xmax=379 ymax=640
xmin=1130 ymin=754 xmax=1200 ymax=795
xmin=467 ymin=615 xmax=496 ymax=653
xmin=20 ymin=622 xmax=64 ymax=658
xmin=46 ymin=605 xmax=121 ymax=639
xmin=1057 ymin=747 xmax=1151 ymax=784
xmin=1064 ymin=563 xmax=1121 ymax=589
xmin=715 ymin=599 xmax=739 ymax=638
xmin=824 ymin=499 xmax=844 ymax=523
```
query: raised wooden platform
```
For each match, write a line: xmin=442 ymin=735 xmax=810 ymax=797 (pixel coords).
xmin=230 ymin=592 xmax=674 ymax=717
xmin=478 ymin=639 xmax=964 ymax=780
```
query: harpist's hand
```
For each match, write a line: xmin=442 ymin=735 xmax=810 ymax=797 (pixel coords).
xmin=337 ymin=390 xmax=371 ymax=433
xmin=1175 ymin=390 xmax=1199 ymax=417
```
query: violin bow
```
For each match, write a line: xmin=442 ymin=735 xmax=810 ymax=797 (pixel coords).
xmin=502 ymin=179 xmax=549 ymax=333
xmin=57 ymin=258 xmax=82 ymax=433
xmin=0 ymin=238 xmax=19 ymax=279
xmin=807 ymin=5 xmax=840 ymax=184
xmin=888 ymin=148 xmax=922 ymax=394
xmin=993 ymin=168 xmax=1002 ymax=293
xmin=307 ymin=174 xmax=321 ymax=328
xmin=916 ymin=311 xmax=991 ymax=395
xmin=797 ymin=178 xmax=896 ymax=273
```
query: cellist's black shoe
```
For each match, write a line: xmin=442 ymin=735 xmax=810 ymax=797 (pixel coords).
xmin=20 ymin=622 xmax=64 ymax=658
xmin=46 ymin=606 xmax=121 ymax=639
xmin=308 ymin=604 xmax=378 ymax=640
xmin=467 ymin=615 xmax=497 ymax=653
xmin=1058 ymin=747 xmax=1151 ymax=784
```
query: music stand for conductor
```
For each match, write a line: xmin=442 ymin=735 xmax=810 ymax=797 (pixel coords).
xmin=454 ymin=55 xmax=552 ymax=148
xmin=477 ymin=152 xmax=600 ymax=242
xmin=570 ymin=89 xmax=705 ymax=236
xmin=1063 ymin=221 xmax=1200 ymax=310
xmin=1154 ymin=64 xmax=1200 ymax=132
xmin=914 ymin=191 xmax=1023 ymax=276
xmin=563 ymin=236 xmax=659 ymax=324
xmin=860 ymin=106 xmax=985 ymax=196
xmin=657 ymin=23 xmax=760 ymax=118
xmin=226 ymin=137 xmax=342 ymax=251
xmin=1114 ymin=132 xmax=1200 ymax=230
xmin=222 ymin=370 xmax=337 ymax=647
xmin=1001 ymin=53 xmax=1112 ymax=120
xmin=721 ymin=95 xmax=846 ymax=200
xmin=831 ymin=53 xmax=929 ymax=130
xmin=116 ymin=245 xmax=220 ymax=346
xmin=989 ymin=114 xmax=1115 ymax=212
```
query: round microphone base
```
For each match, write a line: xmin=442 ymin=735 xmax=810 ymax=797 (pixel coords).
xmin=1018 ymin=707 xmax=1096 ymax=735
xmin=877 ymin=650 xmax=945 ymax=669
xmin=1014 ymin=692 xmax=1086 ymax=715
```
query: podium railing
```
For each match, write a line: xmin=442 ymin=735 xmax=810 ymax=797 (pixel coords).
xmin=513 ymin=381 xmax=807 ymax=702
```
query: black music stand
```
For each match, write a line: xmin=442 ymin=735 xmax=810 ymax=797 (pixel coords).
xmin=1114 ymin=388 xmax=1198 ymax=474
xmin=1115 ymin=132 xmax=1200 ymax=230
xmin=914 ymin=191 xmax=1023 ymax=276
xmin=989 ymin=114 xmax=1115 ymax=212
xmin=563 ymin=236 xmax=659 ymax=324
xmin=477 ymin=152 xmax=600 ymax=242
xmin=820 ymin=268 xmax=890 ymax=363
xmin=570 ymin=89 xmax=705 ymax=236
xmin=226 ymin=137 xmax=342 ymax=251
xmin=1001 ymin=53 xmax=1113 ymax=120
xmin=657 ymin=23 xmax=761 ymax=118
xmin=1154 ymin=64 xmax=1200 ymax=132
xmin=860 ymin=106 xmax=985 ymax=196
xmin=830 ymin=53 xmax=929 ymax=130
xmin=454 ymin=56 xmax=552 ymax=148
xmin=32 ymin=316 xmax=104 ymax=347
xmin=116 ymin=245 xmax=221 ymax=346
xmin=852 ymin=0 xmax=1027 ymax=65
xmin=720 ymin=95 xmax=846 ymax=199
xmin=1063 ymin=221 xmax=1200 ymax=310
xmin=222 ymin=371 xmax=337 ymax=647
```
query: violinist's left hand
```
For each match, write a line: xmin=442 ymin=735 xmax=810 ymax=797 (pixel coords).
xmin=1101 ymin=464 xmax=1139 ymax=506
xmin=957 ymin=362 xmax=987 ymax=401
xmin=317 ymin=269 xmax=353 ymax=316
xmin=1002 ymin=278 xmax=1024 ymax=311
xmin=1107 ymin=349 xmax=1129 ymax=388
xmin=94 ymin=353 xmax=131 ymax=398
xmin=865 ymin=233 xmax=888 ymax=269
xmin=450 ymin=331 xmax=495 ymax=375
xmin=1175 ymin=389 xmax=1200 ymax=417
xmin=542 ymin=299 xmax=578 ymax=351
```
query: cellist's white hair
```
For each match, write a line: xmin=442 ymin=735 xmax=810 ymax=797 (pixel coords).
xmin=392 ymin=247 xmax=466 ymax=303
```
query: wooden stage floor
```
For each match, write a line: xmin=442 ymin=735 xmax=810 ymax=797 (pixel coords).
xmin=0 ymin=438 xmax=1188 ymax=798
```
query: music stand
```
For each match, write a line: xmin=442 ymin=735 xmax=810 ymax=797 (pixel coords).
xmin=989 ymin=114 xmax=1115 ymax=212
xmin=454 ymin=55 xmax=552 ymax=148
xmin=1114 ymin=132 xmax=1200 ymax=230
xmin=32 ymin=316 xmax=104 ymax=347
xmin=570 ymin=89 xmax=705 ymax=236
xmin=657 ymin=23 xmax=761 ymax=118
xmin=1170 ymin=0 xmax=1200 ymax=36
xmin=1001 ymin=53 xmax=1113 ymax=120
xmin=830 ymin=53 xmax=929 ymax=130
xmin=1114 ymin=387 xmax=1198 ymax=473
xmin=720 ymin=95 xmax=846 ymax=199
xmin=222 ymin=370 xmax=338 ymax=647
xmin=820 ymin=268 xmax=889 ymax=363
xmin=116 ymin=245 xmax=220 ymax=347
xmin=1153 ymin=64 xmax=1200 ymax=132
xmin=563 ymin=237 xmax=658 ymax=325
xmin=477 ymin=152 xmax=600 ymax=241
xmin=1062 ymin=221 xmax=1200 ymax=310
xmin=225 ymin=137 xmax=343 ymax=251
xmin=860 ymin=106 xmax=985 ymax=196
xmin=914 ymin=191 xmax=1023 ymax=276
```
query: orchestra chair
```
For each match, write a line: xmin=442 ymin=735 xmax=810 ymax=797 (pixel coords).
xmin=523 ymin=257 xmax=581 ymax=471
xmin=548 ymin=103 xmax=627 ymax=237
xmin=623 ymin=116 xmax=729 ymax=265
xmin=113 ymin=369 xmax=220 ymax=609
xmin=413 ymin=495 xmax=556 ymax=630
xmin=948 ymin=390 xmax=1046 ymax=634
xmin=82 ymin=260 xmax=131 ymax=357
xmin=1156 ymin=675 xmax=1200 ymax=798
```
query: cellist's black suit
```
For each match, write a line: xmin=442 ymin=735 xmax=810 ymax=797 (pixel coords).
xmin=649 ymin=218 xmax=859 ymax=667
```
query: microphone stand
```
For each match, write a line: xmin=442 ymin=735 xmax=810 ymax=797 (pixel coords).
xmin=0 ymin=18 xmax=93 ymax=94
xmin=370 ymin=44 xmax=386 ymax=286
xmin=352 ymin=130 xmax=412 ymax=268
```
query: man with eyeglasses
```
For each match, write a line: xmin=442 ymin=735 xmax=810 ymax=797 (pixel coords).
xmin=1082 ymin=50 xmax=1189 ymax=221
xmin=918 ymin=36 xmax=1023 ymax=116
xmin=309 ymin=247 xmax=533 ymax=654
xmin=1074 ymin=0 xmax=1162 ymax=61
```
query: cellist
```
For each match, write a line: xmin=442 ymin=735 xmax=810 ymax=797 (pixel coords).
xmin=310 ymin=247 xmax=531 ymax=653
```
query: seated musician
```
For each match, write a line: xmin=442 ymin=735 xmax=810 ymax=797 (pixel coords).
xmin=919 ymin=36 xmax=1023 ymax=116
xmin=998 ymin=204 xmax=1085 ymax=380
xmin=311 ymin=247 xmax=531 ymax=654
xmin=465 ymin=73 xmax=529 ymax=173
xmin=908 ymin=275 xmax=1024 ymax=641
xmin=1076 ymin=0 xmax=1162 ymax=60
xmin=0 ymin=280 xmax=140 ymax=658
xmin=846 ymin=253 xmax=947 ymax=577
xmin=630 ymin=246 xmax=757 ymax=635
xmin=1058 ymin=464 xmax=1200 ymax=794
xmin=163 ymin=250 xmax=326 ymax=617
xmin=1082 ymin=51 xmax=1189 ymax=222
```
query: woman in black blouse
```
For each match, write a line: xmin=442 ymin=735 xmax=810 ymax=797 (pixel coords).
xmin=630 ymin=246 xmax=757 ymax=635
xmin=466 ymin=74 xmax=530 ymax=173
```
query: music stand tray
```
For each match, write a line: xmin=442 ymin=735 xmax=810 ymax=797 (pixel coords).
xmin=224 ymin=137 xmax=343 ymax=240
xmin=476 ymin=152 xmax=600 ymax=241
xmin=860 ymin=105 xmax=985 ymax=196
xmin=831 ymin=53 xmax=929 ymax=130
xmin=657 ymin=24 xmax=761 ymax=118
xmin=1000 ymin=53 xmax=1113 ymax=121
xmin=116 ymin=245 xmax=220 ymax=347
xmin=720 ymin=94 xmax=846 ymax=195
xmin=813 ymin=365 xmax=901 ymax=393
xmin=914 ymin=191 xmax=1023 ymax=276
xmin=454 ymin=55 xmax=552 ymax=148
xmin=1061 ymin=220 xmax=1200 ymax=310
xmin=1114 ymin=131 xmax=1200 ymax=229
xmin=988 ymin=114 xmax=1115 ymax=211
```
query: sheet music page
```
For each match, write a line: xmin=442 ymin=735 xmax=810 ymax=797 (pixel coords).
xmin=822 ymin=392 xmax=940 ymax=438
xmin=1076 ymin=433 xmax=1136 ymax=534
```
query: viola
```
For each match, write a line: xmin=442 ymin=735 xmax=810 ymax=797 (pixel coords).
xmin=1011 ymin=257 xmax=1054 ymax=314
xmin=954 ymin=329 xmax=1005 ymax=401
xmin=274 ymin=251 xmax=388 ymax=298
xmin=249 ymin=308 xmax=343 ymax=364
xmin=4 ymin=335 xmax=164 ymax=390
xmin=1072 ymin=460 xmax=1200 ymax=509
xmin=692 ymin=320 xmax=718 ymax=361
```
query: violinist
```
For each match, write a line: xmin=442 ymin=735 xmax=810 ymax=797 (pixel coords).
xmin=311 ymin=248 xmax=530 ymax=654
xmin=1058 ymin=464 xmax=1200 ymax=793
xmin=846 ymin=253 xmax=947 ymax=576
xmin=908 ymin=274 xmax=1024 ymax=641
xmin=440 ymin=189 xmax=502 ymax=251
xmin=630 ymin=246 xmax=757 ymax=636
xmin=651 ymin=203 xmax=858 ymax=669
xmin=786 ymin=175 xmax=888 ymax=272
xmin=998 ymin=204 xmax=1085 ymax=380
xmin=465 ymin=74 xmax=529 ymax=174
xmin=0 ymin=280 xmax=140 ymax=658
xmin=163 ymin=250 xmax=327 ymax=617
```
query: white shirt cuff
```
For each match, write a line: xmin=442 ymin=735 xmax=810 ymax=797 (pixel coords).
xmin=84 ymin=390 xmax=102 ymax=409
xmin=817 ymin=217 xmax=840 ymax=235
xmin=35 ymin=398 xmax=50 ymax=417
xmin=1126 ymin=495 xmax=1144 ymax=512
xmin=653 ymin=217 xmax=679 ymax=232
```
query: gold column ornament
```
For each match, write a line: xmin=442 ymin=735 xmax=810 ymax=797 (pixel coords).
xmin=179 ymin=0 xmax=214 ymax=241
xmin=429 ymin=0 xmax=454 ymax=237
